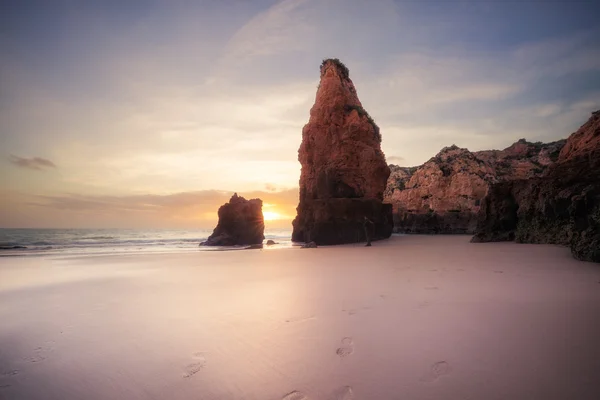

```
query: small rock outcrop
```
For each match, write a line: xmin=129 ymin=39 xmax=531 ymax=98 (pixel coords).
xmin=291 ymin=59 xmax=393 ymax=245
xmin=472 ymin=111 xmax=600 ymax=262
xmin=201 ymin=193 xmax=265 ymax=246
xmin=384 ymin=140 xmax=565 ymax=234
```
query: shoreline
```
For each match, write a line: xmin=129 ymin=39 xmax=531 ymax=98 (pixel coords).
xmin=0 ymin=232 xmax=576 ymax=260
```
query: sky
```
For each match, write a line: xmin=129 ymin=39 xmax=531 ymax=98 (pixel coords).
xmin=1 ymin=0 xmax=599 ymax=229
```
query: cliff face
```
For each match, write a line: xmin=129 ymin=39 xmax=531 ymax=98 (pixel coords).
xmin=558 ymin=110 xmax=600 ymax=162
xmin=292 ymin=59 xmax=393 ymax=245
xmin=472 ymin=111 xmax=600 ymax=263
xmin=201 ymin=193 xmax=265 ymax=246
xmin=383 ymin=140 xmax=565 ymax=234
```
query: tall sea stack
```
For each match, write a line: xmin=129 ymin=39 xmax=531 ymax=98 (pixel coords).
xmin=292 ymin=59 xmax=393 ymax=245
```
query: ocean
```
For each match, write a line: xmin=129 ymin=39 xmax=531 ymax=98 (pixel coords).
xmin=0 ymin=228 xmax=295 ymax=256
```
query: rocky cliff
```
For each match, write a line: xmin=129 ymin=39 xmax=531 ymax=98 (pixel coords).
xmin=472 ymin=111 xmax=600 ymax=262
xmin=292 ymin=59 xmax=393 ymax=245
xmin=384 ymin=139 xmax=565 ymax=234
xmin=201 ymin=193 xmax=265 ymax=246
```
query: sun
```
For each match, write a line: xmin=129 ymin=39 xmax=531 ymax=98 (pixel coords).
xmin=263 ymin=211 xmax=282 ymax=221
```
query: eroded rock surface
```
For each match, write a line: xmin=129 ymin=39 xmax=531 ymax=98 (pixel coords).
xmin=202 ymin=193 xmax=265 ymax=246
xmin=472 ymin=111 xmax=600 ymax=262
xmin=292 ymin=59 xmax=392 ymax=245
xmin=384 ymin=140 xmax=565 ymax=234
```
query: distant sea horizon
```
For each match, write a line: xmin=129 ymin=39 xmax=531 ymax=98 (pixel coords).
xmin=0 ymin=227 xmax=295 ymax=256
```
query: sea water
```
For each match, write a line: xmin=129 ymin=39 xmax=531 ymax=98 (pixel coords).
xmin=0 ymin=228 xmax=294 ymax=256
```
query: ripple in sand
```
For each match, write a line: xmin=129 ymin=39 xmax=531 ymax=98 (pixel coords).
xmin=420 ymin=361 xmax=452 ymax=382
xmin=336 ymin=337 xmax=354 ymax=358
xmin=330 ymin=385 xmax=354 ymax=400
xmin=282 ymin=390 xmax=308 ymax=400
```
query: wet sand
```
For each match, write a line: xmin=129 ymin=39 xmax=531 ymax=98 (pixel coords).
xmin=1 ymin=235 xmax=599 ymax=400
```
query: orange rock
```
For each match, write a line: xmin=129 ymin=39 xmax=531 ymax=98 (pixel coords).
xmin=558 ymin=110 xmax=600 ymax=162
xmin=292 ymin=59 xmax=392 ymax=244
xmin=384 ymin=141 xmax=564 ymax=234
xmin=472 ymin=110 xmax=600 ymax=263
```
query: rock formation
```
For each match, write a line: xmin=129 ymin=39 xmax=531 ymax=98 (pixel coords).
xmin=472 ymin=111 xmax=600 ymax=262
xmin=291 ymin=59 xmax=393 ymax=245
xmin=384 ymin=140 xmax=565 ymax=234
xmin=201 ymin=193 xmax=265 ymax=246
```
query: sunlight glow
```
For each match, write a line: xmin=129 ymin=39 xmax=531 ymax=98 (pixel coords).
xmin=263 ymin=211 xmax=283 ymax=221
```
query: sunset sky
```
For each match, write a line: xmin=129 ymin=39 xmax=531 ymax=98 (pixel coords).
xmin=1 ymin=0 xmax=599 ymax=229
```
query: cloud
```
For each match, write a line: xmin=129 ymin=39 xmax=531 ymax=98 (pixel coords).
xmin=532 ymin=104 xmax=563 ymax=118
xmin=387 ymin=155 xmax=405 ymax=165
xmin=8 ymin=155 xmax=57 ymax=170
xmin=1 ymin=188 xmax=300 ymax=229
xmin=1 ymin=0 xmax=600 ymax=209
xmin=222 ymin=0 xmax=313 ymax=60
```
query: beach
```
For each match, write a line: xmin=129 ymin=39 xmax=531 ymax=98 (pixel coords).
xmin=1 ymin=235 xmax=599 ymax=400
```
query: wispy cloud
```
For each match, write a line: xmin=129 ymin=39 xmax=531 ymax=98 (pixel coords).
xmin=387 ymin=155 xmax=405 ymax=165
xmin=8 ymin=155 xmax=56 ymax=170
xmin=1 ymin=188 xmax=299 ymax=229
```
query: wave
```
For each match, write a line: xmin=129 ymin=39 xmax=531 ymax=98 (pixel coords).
xmin=0 ymin=245 xmax=27 ymax=250
xmin=0 ymin=228 xmax=294 ymax=256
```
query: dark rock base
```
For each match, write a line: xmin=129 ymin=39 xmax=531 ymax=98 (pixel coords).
xmin=202 ymin=194 xmax=265 ymax=246
xmin=471 ymin=153 xmax=600 ymax=263
xmin=292 ymin=199 xmax=393 ymax=245
xmin=392 ymin=211 xmax=478 ymax=234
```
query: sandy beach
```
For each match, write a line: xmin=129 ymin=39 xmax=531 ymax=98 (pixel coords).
xmin=1 ymin=235 xmax=600 ymax=400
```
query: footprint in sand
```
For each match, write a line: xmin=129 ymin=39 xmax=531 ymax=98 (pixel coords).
xmin=418 ymin=301 xmax=430 ymax=309
xmin=342 ymin=306 xmax=372 ymax=316
xmin=420 ymin=361 xmax=452 ymax=382
xmin=285 ymin=315 xmax=316 ymax=323
xmin=336 ymin=337 xmax=354 ymax=358
xmin=0 ymin=370 xmax=18 ymax=378
xmin=25 ymin=346 xmax=53 ymax=363
xmin=183 ymin=352 xmax=207 ymax=378
xmin=282 ymin=390 xmax=309 ymax=400
xmin=330 ymin=385 xmax=354 ymax=400
xmin=0 ymin=369 xmax=19 ymax=389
